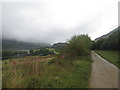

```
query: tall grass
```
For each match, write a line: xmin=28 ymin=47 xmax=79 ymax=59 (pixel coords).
xmin=2 ymin=56 xmax=92 ymax=88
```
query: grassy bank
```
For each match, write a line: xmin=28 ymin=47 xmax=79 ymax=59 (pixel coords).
xmin=95 ymin=50 xmax=119 ymax=68
xmin=2 ymin=56 xmax=92 ymax=88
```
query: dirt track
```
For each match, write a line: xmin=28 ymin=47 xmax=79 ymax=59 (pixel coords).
xmin=89 ymin=51 xmax=119 ymax=88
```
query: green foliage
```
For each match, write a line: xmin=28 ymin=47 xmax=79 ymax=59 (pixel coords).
xmin=30 ymin=48 xmax=55 ymax=56
xmin=63 ymin=34 xmax=92 ymax=58
xmin=2 ymin=50 xmax=18 ymax=58
xmin=2 ymin=50 xmax=28 ymax=59
xmin=95 ymin=50 xmax=119 ymax=68
xmin=2 ymin=56 xmax=92 ymax=88
xmin=52 ymin=43 xmax=67 ymax=53
xmin=39 ymin=48 xmax=54 ymax=56
xmin=92 ymin=28 xmax=120 ymax=50
xmin=2 ymin=34 xmax=93 ymax=88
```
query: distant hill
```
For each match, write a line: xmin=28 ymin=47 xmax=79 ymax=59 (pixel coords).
xmin=2 ymin=39 xmax=51 ymax=50
xmin=95 ymin=27 xmax=119 ymax=41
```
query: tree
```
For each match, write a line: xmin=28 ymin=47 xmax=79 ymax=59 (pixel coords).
xmin=63 ymin=34 xmax=92 ymax=58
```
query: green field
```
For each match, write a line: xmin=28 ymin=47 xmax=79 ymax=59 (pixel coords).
xmin=95 ymin=50 xmax=119 ymax=68
xmin=2 ymin=56 xmax=92 ymax=88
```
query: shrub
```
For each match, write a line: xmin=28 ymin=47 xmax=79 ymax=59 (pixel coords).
xmin=63 ymin=34 xmax=92 ymax=58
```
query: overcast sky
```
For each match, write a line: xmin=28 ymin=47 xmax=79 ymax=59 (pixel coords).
xmin=1 ymin=0 xmax=119 ymax=44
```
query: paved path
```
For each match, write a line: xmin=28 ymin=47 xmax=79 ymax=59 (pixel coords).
xmin=89 ymin=51 xmax=119 ymax=88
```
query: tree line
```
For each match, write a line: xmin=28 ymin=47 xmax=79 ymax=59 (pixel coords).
xmin=30 ymin=48 xmax=55 ymax=56
xmin=92 ymin=28 xmax=120 ymax=51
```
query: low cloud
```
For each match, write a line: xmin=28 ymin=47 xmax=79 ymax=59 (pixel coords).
xmin=2 ymin=0 xmax=118 ymax=44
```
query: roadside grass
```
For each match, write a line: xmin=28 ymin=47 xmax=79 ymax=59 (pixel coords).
xmin=2 ymin=56 xmax=92 ymax=88
xmin=95 ymin=50 xmax=119 ymax=68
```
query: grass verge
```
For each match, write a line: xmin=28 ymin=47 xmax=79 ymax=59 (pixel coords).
xmin=95 ymin=50 xmax=119 ymax=68
xmin=2 ymin=56 xmax=92 ymax=88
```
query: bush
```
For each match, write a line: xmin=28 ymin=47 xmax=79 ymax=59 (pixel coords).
xmin=63 ymin=34 xmax=92 ymax=58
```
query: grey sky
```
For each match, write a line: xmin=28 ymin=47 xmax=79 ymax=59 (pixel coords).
xmin=1 ymin=0 xmax=119 ymax=44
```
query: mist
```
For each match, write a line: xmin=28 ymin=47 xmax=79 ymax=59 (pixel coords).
xmin=2 ymin=0 xmax=118 ymax=44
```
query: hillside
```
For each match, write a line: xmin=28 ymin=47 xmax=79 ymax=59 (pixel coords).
xmin=95 ymin=27 xmax=119 ymax=41
xmin=93 ymin=27 xmax=120 ymax=50
xmin=2 ymin=39 xmax=51 ymax=50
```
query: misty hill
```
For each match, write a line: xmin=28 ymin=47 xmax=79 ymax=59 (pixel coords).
xmin=95 ymin=27 xmax=119 ymax=41
xmin=2 ymin=39 xmax=51 ymax=50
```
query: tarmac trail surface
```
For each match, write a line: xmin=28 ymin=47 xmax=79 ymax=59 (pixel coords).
xmin=89 ymin=51 xmax=118 ymax=88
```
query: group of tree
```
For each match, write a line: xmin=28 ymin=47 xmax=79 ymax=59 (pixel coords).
xmin=92 ymin=27 xmax=120 ymax=51
xmin=52 ymin=43 xmax=67 ymax=53
xmin=30 ymin=48 xmax=55 ymax=56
